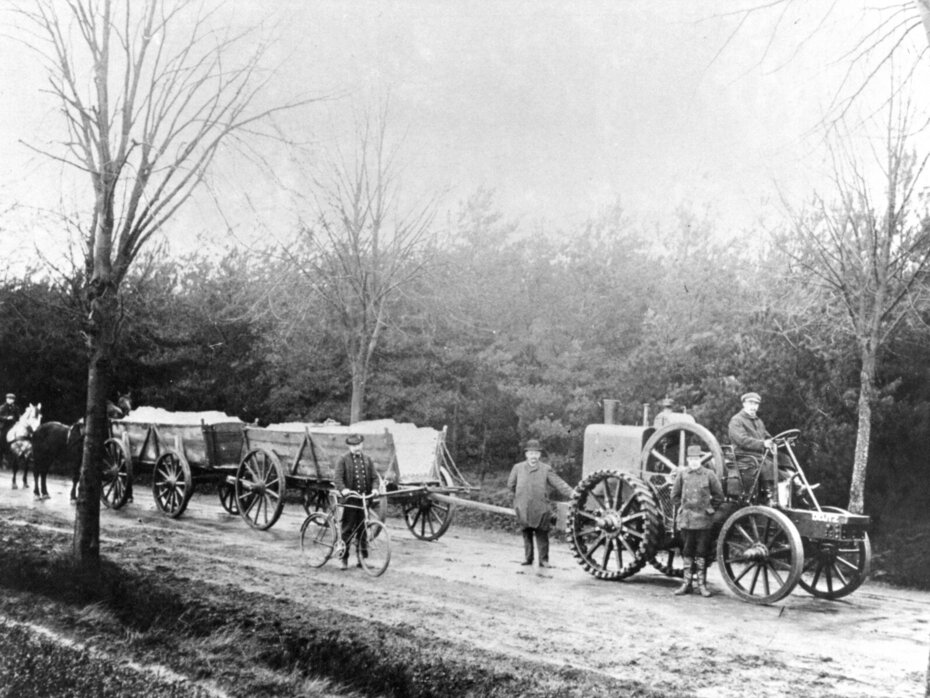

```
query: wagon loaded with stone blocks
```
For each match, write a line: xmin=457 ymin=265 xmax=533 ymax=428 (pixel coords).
xmin=229 ymin=419 xmax=476 ymax=536
xmin=567 ymin=402 xmax=872 ymax=604
xmin=101 ymin=409 xmax=245 ymax=518
xmin=99 ymin=409 xmax=478 ymax=538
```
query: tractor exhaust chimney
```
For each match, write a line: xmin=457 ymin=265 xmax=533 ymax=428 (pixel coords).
xmin=602 ymin=399 xmax=620 ymax=425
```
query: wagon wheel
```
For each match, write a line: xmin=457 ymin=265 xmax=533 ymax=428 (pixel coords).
xmin=358 ymin=520 xmax=391 ymax=577
xmin=235 ymin=449 xmax=286 ymax=530
xmin=403 ymin=466 xmax=456 ymax=540
xmin=303 ymin=486 xmax=335 ymax=515
xmin=568 ymin=470 xmax=660 ymax=580
xmin=798 ymin=507 xmax=871 ymax=599
xmin=299 ymin=512 xmax=336 ymax=568
xmin=641 ymin=422 xmax=725 ymax=479
xmin=649 ymin=547 xmax=686 ymax=578
xmin=152 ymin=451 xmax=193 ymax=519
xmin=217 ymin=479 xmax=239 ymax=515
xmin=716 ymin=505 xmax=803 ymax=604
xmin=403 ymin=494 xmax=455 ymax=541
xmin=100 ymin=438 xmax=131 ymax=510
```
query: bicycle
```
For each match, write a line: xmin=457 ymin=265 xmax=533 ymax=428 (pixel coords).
xmin=299 ymin=489 xmax=391 ymax=577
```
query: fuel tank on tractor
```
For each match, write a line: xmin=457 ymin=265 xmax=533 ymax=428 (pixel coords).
xmin=581 ymin=424 xmax=654 ymax=478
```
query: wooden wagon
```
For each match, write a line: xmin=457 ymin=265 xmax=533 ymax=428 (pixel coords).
xmin=101 ymin=411 xmax=505 ymax=540
xmin=102 ymin=412 xmax=245 ymax=518
xmin=229 ymin=420 xmax=480 ymax=537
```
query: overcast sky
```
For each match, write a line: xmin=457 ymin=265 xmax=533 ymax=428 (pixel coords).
xmin=1 ymin=0 xmax=927 ymax=262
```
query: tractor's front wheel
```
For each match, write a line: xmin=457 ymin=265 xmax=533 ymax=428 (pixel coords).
xmin=568 ymin=470 xmax=660 ymax=580
xmin=798 ymin=507 xmax=871 ymax=599
xmin=716 ymin=505 xmax=803 ymax=604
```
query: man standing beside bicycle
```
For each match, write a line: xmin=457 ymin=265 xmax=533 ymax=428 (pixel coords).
xmin=334 ymin=433 xmax=379 ymax=570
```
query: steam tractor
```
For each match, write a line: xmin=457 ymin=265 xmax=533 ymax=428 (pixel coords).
xmin=567 ymin=402 xmax=872 ymax=604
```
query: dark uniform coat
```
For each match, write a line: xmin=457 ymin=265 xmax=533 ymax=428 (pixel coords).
xmin=333 ymin=450 xmax=377 ymax=560
xmin=671 ymin=466 xmax=724 ymax=530
xmin=334 ymin=452 xmax=377 ymax=496
xmin=507 ymin=460 xmax=573 ymax=530
xmin=0 ymin=402 xmax=22 ymax=426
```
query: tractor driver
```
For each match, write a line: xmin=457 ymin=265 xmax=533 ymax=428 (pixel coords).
xmin=727 ymin=392 xmax=790 ymax=503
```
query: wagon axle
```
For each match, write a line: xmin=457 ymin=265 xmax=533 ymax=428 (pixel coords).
xmin=738 ymin=542 xmax=770 ymax=562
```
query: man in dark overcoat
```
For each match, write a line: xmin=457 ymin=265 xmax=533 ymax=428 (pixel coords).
xmin=507 ymin=439 xmax=574 ymax=568
xmin=333 ymin=433 xmax=378 ymax=570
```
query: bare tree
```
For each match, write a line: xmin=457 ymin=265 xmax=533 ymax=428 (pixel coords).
xmin=714 ymin=1 xmax=930 ymax=124
xmin=779 ymin=101 xmax=930 ymax=514
xmin=288 ymin=106 xmax=438 ymax=424
xmin=18 ymin=0 xmax=316 ymax=568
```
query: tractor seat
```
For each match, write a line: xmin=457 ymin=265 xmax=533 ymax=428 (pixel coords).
xmin=720 ymin=444 xmax=743 ymax=499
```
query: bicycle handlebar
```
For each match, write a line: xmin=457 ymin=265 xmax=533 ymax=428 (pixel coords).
xmin=337 ymin=489 xmax=379 ymax=500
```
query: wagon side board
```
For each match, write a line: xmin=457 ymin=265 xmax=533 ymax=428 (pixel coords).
xmin=242 ymin=427 xmax=400 ymax=484
xmin=110 ymin=420 xmax=244 ymax=469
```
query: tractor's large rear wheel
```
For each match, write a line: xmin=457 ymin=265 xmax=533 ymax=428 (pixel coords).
xmin=717 ymin=505 xmax=803 ymax=604
xmin=568 ymin=470 xmax=660 ymax=580
xmin=641 ymin=422 xmax=724 ymax=478
xmin=798 ymin=507 xmax=871 ymax=599
xmin=649 ymin=548 xmax=686 ymax=578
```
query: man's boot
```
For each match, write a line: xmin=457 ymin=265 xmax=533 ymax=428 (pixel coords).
xmin=521 ymin=529 xmax=534 ymax=565
xmin=696 ymin=558 xmax=712 ymax=597
xmin=674 ymin=557 xmax=693 ymax=595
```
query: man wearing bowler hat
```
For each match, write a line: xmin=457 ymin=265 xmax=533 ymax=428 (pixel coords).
xmin=334 ymin=433 xmax=378 ymax=570
xmin=508 ymin=438 xmax=574 ymax=569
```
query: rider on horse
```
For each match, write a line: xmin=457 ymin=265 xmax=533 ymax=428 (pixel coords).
xmin=0 ymin=393 xmax=22 ymax=468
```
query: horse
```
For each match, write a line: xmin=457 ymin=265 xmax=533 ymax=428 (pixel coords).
xmin=30 ymin=418 xmax=84 ymax=502
xmin=6 ymin=404 xmax=42 ymax=496
xmin=28 ymin=394 xmax=131 ymax=503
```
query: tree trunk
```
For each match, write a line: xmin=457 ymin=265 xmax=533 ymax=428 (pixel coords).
xmin=848 ymin=352 xmax=875 ymax=514
xmin=73 ymin=285 xmax=118 ymax=571
xmin=349 ymin=363 xmax=366 ymax=424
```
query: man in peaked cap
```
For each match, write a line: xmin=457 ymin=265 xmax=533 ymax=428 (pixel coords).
xmin=507 ymin=438 xmax=574 ymax=570
xmin=333 ymin=434 xmax=379 ymax=570
xmin=727 ymin=392 xmax=777 ymax=502
xmin=653 ymin=396 xmax=696 ymax=429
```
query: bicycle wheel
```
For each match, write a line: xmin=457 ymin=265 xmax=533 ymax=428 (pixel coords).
xmin=300 ymin=512 xmax=336 ymax=568
xmin=358 ymin=520 xmax=391 ymax=577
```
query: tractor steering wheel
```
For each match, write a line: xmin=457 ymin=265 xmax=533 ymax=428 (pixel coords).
xmin=770 ymin=429 xmax=800 ymax=447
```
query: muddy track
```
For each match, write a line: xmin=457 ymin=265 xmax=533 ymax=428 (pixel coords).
xmin=1 ymin=474 xmax=928 ymax=697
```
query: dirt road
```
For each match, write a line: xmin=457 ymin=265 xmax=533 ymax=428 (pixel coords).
xmin=2 ymin=474 xmax=927 ymax=698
